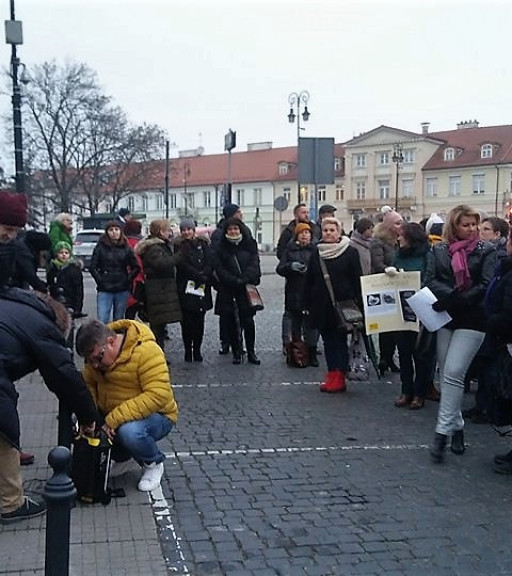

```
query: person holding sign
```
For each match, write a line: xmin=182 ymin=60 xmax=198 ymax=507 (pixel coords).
xmin=390 ymin=223 xmax=431 ymax=410
xmin=425 ymin=205 xmax=496 ymax=463
xmin=175 ymin=219 xmax=213 ymax=362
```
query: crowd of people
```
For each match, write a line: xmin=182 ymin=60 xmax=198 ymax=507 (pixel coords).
xmin=3 ymin=190 xmax=512 ymax=526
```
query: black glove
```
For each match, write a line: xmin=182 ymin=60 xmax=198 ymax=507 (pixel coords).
xmin=432 ymin=299 xmax=448 ymax=312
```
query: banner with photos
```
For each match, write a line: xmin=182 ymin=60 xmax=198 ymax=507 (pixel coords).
xmin=360 ymin=271 xmax=421 ymax=334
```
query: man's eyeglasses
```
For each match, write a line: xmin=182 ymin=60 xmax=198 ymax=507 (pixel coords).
xmin=87 ymin=344 xmax=107 ymax=366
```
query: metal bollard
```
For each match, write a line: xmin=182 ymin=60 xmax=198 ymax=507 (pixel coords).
xmin=43 ymin=446 xmax=76 ymax=576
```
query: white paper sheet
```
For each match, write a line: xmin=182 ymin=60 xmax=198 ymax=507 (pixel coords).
xmin=405 ymin=287 xmax=452 ymax=332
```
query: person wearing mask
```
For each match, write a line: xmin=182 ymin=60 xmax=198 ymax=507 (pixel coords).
xmin=349 ymin=218 xmax=374 ymax=276
xmin=389 ymin=223 xmax=431 ymax=409
xmin=135 ymin=219 xmax=184 ymax=351
xmin=213 ymin=218 xmax=262 ymax=365
xmin=425 ymin=205 xmax=496 ymax=463
xmin=276 ymin=222 xmax=319 ymax=366
xmin=89 ymin=221 xmax=140 ymax=324
xmin=303 ymin=217 xmax=362 ymax=393
xmin=370 ymin=208 xmax=403 ymax=375
xmin=175 ymin=219 xmax=213 ymax=362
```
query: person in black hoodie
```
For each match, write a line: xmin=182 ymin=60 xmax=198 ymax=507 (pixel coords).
xmin=276 ymin=222 xmax=319 ymax=366
xmin=89 ymin=221 xmax=140 ymax=324
xmin=213 ymin=217 xmax=262 ymax=365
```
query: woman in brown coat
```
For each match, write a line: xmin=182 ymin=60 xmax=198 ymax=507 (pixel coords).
xmin=135 ymin=220 xmax=184 ymax=350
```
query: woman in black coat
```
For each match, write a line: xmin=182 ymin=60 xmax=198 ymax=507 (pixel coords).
xmin=175 ymin=219 xmax=213 ymax=362
xmin=304 ymin=217 xmax=362 ymax=393
xmin=213 ymin=218 xmax=262 ymax=365
xmin=276 ymin=222 xmax=319 ymax=366
xmin=89 ymin=221 xmax=140 ymax=324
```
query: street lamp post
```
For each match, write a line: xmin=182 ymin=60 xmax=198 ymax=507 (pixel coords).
xmin=392 ymin=143 xmax=404 ymax=212
xmin=287 ymin=91 xmax=310 ymax=205
xmin=5 ymin=0 xmax=25 ymax=194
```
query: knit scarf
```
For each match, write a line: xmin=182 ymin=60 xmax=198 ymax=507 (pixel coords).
xmin=317 ymin=236 xmax=350 ymax=260
xmin=448 ymin=234 xmax=479 ymax=290
xmin=225 ymin=233 xmax=242 ymax=245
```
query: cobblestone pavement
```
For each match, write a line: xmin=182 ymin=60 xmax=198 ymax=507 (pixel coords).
xmin=2 ymin=255 xmax=512 ymax=576
xmin=151 ymin=256 xmax=512 ymax=576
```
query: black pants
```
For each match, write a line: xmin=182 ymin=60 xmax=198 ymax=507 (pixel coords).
xmin=150 ymin=323 xmax=167 ymax=350
xmin=181 ymin=310 xmax=206 ymax=353
xmin=228 ymin=313 xmax=256 ymax=354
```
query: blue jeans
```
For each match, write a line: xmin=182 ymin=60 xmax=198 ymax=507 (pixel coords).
xmin=97 ymin=291 xmax=129 ymax=324
xmin=435 ymin=328 xmax=485 ymax=435
xmin=321 ymin=328 xmax=349 ymax=372
xmin=115 ymin=413 xmax=173 ymax=465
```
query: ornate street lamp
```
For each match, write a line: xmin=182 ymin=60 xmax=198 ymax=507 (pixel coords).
xmin=392 ymin=143 xmax=404 ymax=211
xmin=287 ymin=91 xmax=310 ymax=204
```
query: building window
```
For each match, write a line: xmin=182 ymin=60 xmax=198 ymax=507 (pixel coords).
xmin=318 ymin=186 xmax=326 ymax=202
xmin=403 ymin=149 xmax=415 ymax=164
xmin=156 ymin=193 xmax=163 ymax=211
xmin=449 ymin=176 xmax=461 ymax=196
xmin=334 ymin=157 xmax=341 ymax=171
xmin=444 ymin=148 xmax=455 ymax=161
xmin=356 ymin=181 xmax=366 ymax=200
xmin=378 ymin=179 xmax=390 ymax=200
xmin=283 ymin=187 xmax=291 ymax=203
xmin=140 ymin=196 xmax=148 ymax=212
xmin=402 ymin=179 xmax=414 ymax=198
xmin=170 ymin=194 xmax=177 ymax=209
xmin=186 ymin=193 xmax=195 ymax=209
xmin=105 ymin=202 xmax=112 ymax=213
xmin=354 ymin=154 xmax=367 ymax=168
xmin=236 ymin=189 xmax=245 ymax=206
xmin=253 ymin=188 xmax=262 ymax=205
xmin=335 ymin=184 xmax=344 ymax=201
xmin=127 ymin=197 xmax=135 ymax=212
xmin=203 ymin=190 xmax=211 ymax=207
xmin=426 ymin=177 xmax=437 ymax=197
xmin=473 ymin=173 xmax=485 ymax=194
xmin=278 ymin=163 xmax=288 ymax=175
xmin=481 ymin=144 xmax=493 ymax=159
xmin=379 ymin=152 xmax=390 ymax=165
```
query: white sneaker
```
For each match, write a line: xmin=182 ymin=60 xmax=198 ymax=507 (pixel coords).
xmin=137 ymin=462 xmax=164 ymax=492
xmin=110 ymin=459 xmax=134 ymax=478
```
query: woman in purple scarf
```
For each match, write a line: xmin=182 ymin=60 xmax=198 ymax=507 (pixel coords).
xmin=425 ymin=205 xmax=496 ymax=463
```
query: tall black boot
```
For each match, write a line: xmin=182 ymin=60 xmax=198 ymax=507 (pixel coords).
xmin=193 ymin=314 xmax=204 ymax=362
xmin=430 ymin=433 xmax=448 ymax=463
xmin=308 ymin=346 xmax=319 ymax=367
xmin=451 ymin=430 xmax=465 ymax=455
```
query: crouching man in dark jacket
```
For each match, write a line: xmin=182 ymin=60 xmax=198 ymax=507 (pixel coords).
xmin=0 ymin=288 xmax=98 ymax=523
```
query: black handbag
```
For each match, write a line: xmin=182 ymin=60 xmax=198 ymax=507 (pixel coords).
xmin=319 ymin=258 xmax=363 ymax=331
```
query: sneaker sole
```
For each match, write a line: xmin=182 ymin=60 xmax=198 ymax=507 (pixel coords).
xmin=1 ymin=508 xmax=47 ymax=523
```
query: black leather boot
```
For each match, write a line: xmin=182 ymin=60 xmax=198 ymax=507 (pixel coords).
xmin=430 ymin=433 xmax=448 ymax=463
xmin=451 ymin=430 xmax=465 ymax=455
xmin=308 ymin=346 xmax=319 ymax=367
xmin=247 ymin=350 xmax=261 ymax=365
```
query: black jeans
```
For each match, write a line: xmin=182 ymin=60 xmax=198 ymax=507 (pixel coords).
xmin=396 ymin=330 xmax=430 ymax=397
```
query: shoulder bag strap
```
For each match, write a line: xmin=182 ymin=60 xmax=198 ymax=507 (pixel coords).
xmin=319 ymin=257 xmax=337 ymax=307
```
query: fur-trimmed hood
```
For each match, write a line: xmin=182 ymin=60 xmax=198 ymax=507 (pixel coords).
xmin=134 ymin=236 xmax=167 ymax=256
xmin=372 ymin=222 xmax=398 ymax=247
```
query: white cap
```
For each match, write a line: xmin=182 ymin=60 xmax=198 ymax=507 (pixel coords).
xmin=425 ymin=213 xmax=444 ymax=234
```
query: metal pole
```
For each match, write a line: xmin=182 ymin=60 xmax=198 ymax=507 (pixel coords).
xmin=10 ymin=0 xmax=24 ymax=194
xmin=227 ymin=150 xmax=233 ymax=203
xmin=296 ymin=105 xmax=301 ymax=205
xmin=394 ymin=162 xmax=399 ymax=212
xmin=495 ymin=164 xmax=499 ymax=216
xmin=43 ymin=447 xmax=76 ymax=576
xmin=164 ymin=140 xmax=170 ymax=219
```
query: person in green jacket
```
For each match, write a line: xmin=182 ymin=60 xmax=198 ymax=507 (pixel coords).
xmin=49 ymin=213 xmax=74 ymax=256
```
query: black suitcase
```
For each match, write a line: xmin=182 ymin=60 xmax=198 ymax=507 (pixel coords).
xmin=71 ymin=430 xmax=113 ymax=505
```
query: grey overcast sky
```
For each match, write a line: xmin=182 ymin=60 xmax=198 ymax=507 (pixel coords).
xmin=2 ymin=0 xmax=511 ymax=159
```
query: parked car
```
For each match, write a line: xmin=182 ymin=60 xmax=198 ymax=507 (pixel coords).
xmin=73 ymin=229 xmax=102 ymax=270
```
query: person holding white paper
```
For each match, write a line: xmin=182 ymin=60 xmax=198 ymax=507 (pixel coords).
xmin=425 ymin=205 xmax=496 ymax=463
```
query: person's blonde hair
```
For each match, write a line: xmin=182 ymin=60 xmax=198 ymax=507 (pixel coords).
xmin=55 ymin=212 xmax=72 ymax=224
xmin=149 ymin=219 xmax=170 ymax=237
xmin=443 ymin=205 xmax=480 ymax=243
xmin=321 ymin=217 xmax=341 ymax=232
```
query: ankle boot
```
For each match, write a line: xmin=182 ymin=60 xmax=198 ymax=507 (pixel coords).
xmin=308 ymin=346 xmax=319 ymax=367
xmin=184 ymin=347 xmax=192 ymax=362
xmin=451 ymin=429 xmax=465 ymax=455
xmin=247 ymin=350 xmax=261 ymax=365
xmin=430 ymin=433 xmax=448 ymax=463
xmin=320 ymin=371 xmax=346 ymax=393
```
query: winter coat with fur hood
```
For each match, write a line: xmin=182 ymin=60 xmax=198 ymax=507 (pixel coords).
xmin=82 ymin=320 xmax=178 ymax=431
xmin=370 ymin=223 xmax=398 ymax=273
xmin=0 ymin=287 xmax=97 ymax=447
xmin=135 ymin=236 xmax=183 ymax=325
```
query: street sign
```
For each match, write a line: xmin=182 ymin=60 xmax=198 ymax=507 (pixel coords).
xmin=273 ymin=196 xmax=288 ymax=212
